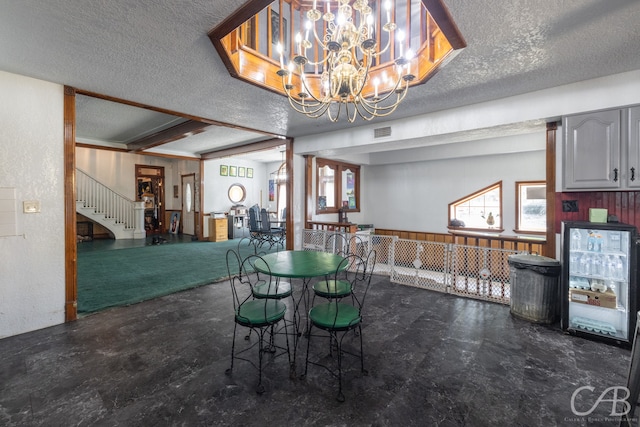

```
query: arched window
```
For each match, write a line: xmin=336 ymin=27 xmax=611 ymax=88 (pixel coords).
xmin=448 ymin=181 xmax=502 ymax=231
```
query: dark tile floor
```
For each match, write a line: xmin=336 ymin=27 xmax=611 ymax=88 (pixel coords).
xmin=0 ymin=274 xmax=634 ymax=426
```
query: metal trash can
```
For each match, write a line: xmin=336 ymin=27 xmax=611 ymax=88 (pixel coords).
xmin=508 ymin=254 xmax=561 ymax=324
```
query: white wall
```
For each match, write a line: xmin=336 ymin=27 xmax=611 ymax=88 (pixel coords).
xmin=202 ymin=158 xmax=269 ymax=214
xmin=76 ymin=147 xmax=199 ymax=211
xmin=0 ymin=71 xmax=65 ymax=338
xmin=362 ymin=139 xmax=546 ymax=233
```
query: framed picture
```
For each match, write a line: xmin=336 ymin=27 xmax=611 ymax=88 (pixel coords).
xmin=247 ymin=168 xmax=254 ymax=178
xmin=229 ymin=166 xmax=237 ymax=177
xmin=169 ymin=212 xmax=180 ymax=234
xmin=238 ymin=166 xmax=246 ymax=177
xmin=173 ymin=185 xmax=179 ymax=198
xmin=220 ymin=165 xmax=228 ymax=176
xmin=271 ymin=10 xmax=287 ymax=48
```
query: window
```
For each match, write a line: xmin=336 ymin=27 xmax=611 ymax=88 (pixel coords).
xmin=515 ymin=181 xmax=546 ymax=234
xmin=449 ymin=182 xmax=502 ymax=231
xmin=316 ymin=158 xmax=360 ymax=214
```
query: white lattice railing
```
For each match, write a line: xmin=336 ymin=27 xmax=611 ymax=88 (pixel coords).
xmin=76 ymin=169 xmax=137 ymax=230
xmin=302 ymin=229 xmax=527 ymax=305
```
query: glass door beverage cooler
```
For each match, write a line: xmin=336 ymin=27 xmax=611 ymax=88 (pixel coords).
xmin=562 ymin=221 xmax=639 ymax=346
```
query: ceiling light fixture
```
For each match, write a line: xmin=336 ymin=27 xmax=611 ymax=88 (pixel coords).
xmin=276 ymin=0 xmax=415 ymax=123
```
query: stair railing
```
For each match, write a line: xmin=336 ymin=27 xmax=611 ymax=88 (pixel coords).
xmin=76 ymin=169 xmax=136 ymax=229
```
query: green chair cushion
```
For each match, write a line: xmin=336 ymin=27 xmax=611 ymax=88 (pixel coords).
xmin=309 ymin=302 xmax=360 ymax=330
xmin=312 ymin=279 xmax=352 ymax=298
xmin=236 ymin=299 xmax=286 ymax=327
xmin=253 ymin=280 xmax=292 ymax=299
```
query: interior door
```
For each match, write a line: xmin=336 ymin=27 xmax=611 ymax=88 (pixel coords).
xmin=182 ymin=174 xmax=195 ymax=235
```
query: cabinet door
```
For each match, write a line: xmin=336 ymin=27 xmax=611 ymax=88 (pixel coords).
xmin=627 ymin=106 xmax=640 ymax=189
xmin=563 ymin=110 xmax=621 ymax=190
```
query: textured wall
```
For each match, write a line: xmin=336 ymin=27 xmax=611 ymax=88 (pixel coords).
xmin=0 ymin=71 xmax=65 ymax=338
xmin=202 ymin=158 xmax=268 ymax=215
xmin=362 ymin=139 xmax=546 ymax=234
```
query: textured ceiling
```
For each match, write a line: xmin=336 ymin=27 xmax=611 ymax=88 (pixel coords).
xmin=1 ymin=0 xmax=639 ymax=160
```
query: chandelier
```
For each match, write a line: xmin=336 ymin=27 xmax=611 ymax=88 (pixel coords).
xmin=276 ymin=0 xmax=415 ymax=123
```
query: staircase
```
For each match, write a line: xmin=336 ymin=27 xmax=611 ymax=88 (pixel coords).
xmin=76 ymin=169 xmax=146 ymax=240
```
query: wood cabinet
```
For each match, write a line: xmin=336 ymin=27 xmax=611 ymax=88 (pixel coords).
xmin=209 ymin=217 xmax=228 ymax=242
xmin=563 ymin=106 xmax=640 ymax=191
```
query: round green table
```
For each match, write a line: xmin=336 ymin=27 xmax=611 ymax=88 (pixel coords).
xmin=253 ymin=250 xmax=347 ymax=374
xmin=253 ymin=250 xmax=347 ymax=279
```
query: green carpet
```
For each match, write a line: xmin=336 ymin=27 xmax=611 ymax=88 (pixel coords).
xmin=77 ymin=239 xmax=275 ymax=314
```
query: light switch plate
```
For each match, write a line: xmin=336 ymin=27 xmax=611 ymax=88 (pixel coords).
xmin=23 ymin=200 xmax=40 ymax=213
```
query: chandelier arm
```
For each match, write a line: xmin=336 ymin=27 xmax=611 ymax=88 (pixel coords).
xmin=298 ymin=72 xmax=329 ymax=105
xmin=286 ymin=95 xmax=330 ymax=117
xmin=364 ymin=73 xmax=406 ymax=104
xmin=352 ymin=102 xmax=376 ymax=121
xmin=360 ymin=87 xmax=410 ymax=117
xmin=310 ymin=21 xmax=330 ymax=52
xmin=303 ymin=55 xmax=331 ymax=67
xmin=346 ymin=100 xmax=361 ymax=123
xmin=368 ymin=36 xmax=393 ymax=58
xmin=281 ymin=78 xmax=327 ymax=114
xmin=326 ymin=101 xmax=341 ymax=122
xmin=345 ymin=54 xmax=372 ymax=100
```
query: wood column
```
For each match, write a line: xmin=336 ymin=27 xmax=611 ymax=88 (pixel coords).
xmin=285 ymin=138 xmax=293 ymax=250
xmin=546 ymin=121 xmax=558 ymax=258
xmin=64 ymin=86 xmax=78 ymax=322
xmin=304 ymin=155 xmax=314 ymax=230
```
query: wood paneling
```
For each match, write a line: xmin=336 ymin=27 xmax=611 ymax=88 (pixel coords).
xmin=556 ymin=191 xmax=640 ymax=231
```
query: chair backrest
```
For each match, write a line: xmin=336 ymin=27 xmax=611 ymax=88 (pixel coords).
xmin=236 ymin=236 xmax=264 ymax=258
xmin=226 ymin=249 xmax=248 ymax=313
xmin=260 ymin=208 xmax=272 ymax=232
xmin=350 ymin=249 xmax=377 ymax=309
xmin=348 ymin=234 xmax=369 ymax=259
xmin=280 ymin=207 xmax=287 ymax=231
xmin=239 ymin=253 xmax=284 ymax=299
xmin=248 ymin=206 xmax=260 ymax=232
xmin=326 ymin=233 xmax=349 ymax=255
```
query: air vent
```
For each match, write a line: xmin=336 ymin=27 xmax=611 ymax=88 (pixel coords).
xmin=374 ymin=126 xmax=391 ymax=138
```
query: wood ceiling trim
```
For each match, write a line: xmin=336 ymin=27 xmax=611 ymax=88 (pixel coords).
xmin=200 ymin=137 xmax=288 ymax=160
xmin=75 ymin=88 xmax=278 ymax=138
xmin=126 ymin=120 xmax=211 ymax=152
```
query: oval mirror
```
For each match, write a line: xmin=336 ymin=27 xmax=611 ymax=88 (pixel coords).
xmin=228 ymin=183 xmax=246 ymax=204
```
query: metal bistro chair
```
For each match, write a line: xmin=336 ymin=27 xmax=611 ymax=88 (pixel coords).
xmin=260 ymin=208 xmax=285 ymax=249
xmin=247 ymin=206 xmax=264 ymax=247
xmin=243 ymin=253 xmax=297 ymax=375
xmin=302 ymin=249 xmax=377 ymax=402
xmin=312 ymin=233 xmax=368 ymax=304
xmin=225 ymin=250 xmax=291 ymax=394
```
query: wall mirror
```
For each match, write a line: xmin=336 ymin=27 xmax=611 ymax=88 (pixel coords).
xmin=228 ymin=183 xmax=246 ymax=204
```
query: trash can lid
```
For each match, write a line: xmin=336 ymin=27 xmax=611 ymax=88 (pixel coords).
xmin=508 ymin=253 xmax=560 ymax=267
xmin=508 ymin=254 xmax=561 ymax=276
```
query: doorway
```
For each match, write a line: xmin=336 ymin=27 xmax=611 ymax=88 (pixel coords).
xmin=136 ymin=164 xmax=165 ymax=233
xmin=181 ymin=173 xmax=196 ymax=235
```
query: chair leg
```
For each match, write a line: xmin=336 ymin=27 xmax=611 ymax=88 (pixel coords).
xmin=256 ymin=327 xmax=266 ymax=394
xmin=358 ymin=324 xmax=367 ymax=375
xmin=301 ymin=323 xmax=313 ymax=380
xmin=335 ymin=331 xmax=345 ymax=402
xmin=225 ymin=322 xmax=238 ymax=375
